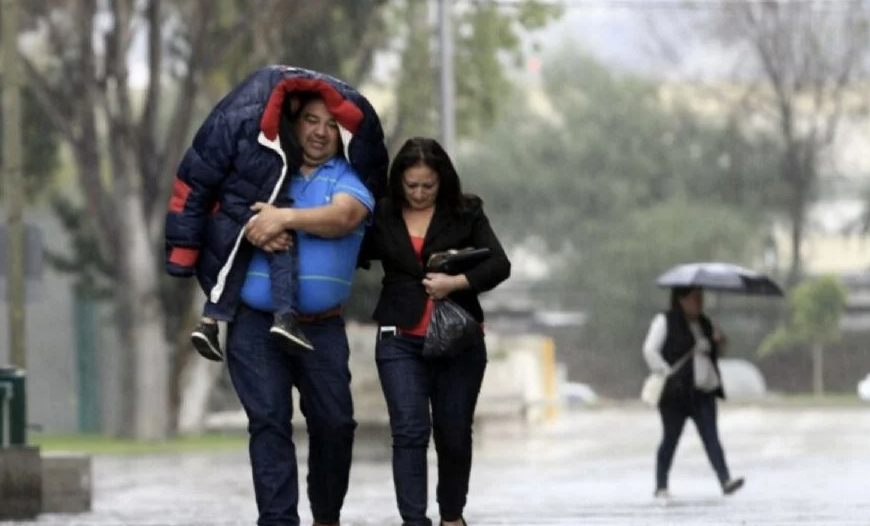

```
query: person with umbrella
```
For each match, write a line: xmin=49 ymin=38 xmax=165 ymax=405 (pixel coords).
xmin=642 ymin=276 xmax=751 ymax=502
xmin=642 ymin=262 xmax=783 ymax=501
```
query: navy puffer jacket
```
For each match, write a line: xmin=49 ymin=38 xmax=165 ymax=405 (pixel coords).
xmin=164 ymin=66 xmax=388 ymax=305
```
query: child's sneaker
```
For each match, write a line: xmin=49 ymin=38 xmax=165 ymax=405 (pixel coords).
xmin=270 ymin=312 xmax=315 ymax=353
xmin=191 ymin=321 xmax=224 ymax=362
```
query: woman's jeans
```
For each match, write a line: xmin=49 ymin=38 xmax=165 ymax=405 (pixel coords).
xmin=656 ymin=391 xmax=731 ymax=490
xmin=376 ymin=334 xmax=487 ymax=526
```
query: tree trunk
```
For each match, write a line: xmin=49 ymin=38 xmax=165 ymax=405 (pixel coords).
xmin=788 ymin=205 xmax=804 ymax=287
xmin=171 ymin=287 xmax=225 ymax=436
xmin=168 ymin=287 xmax=198 ymax=433
xmin=116 ymin=189 xmax=171 ymax=440
xmin=177 ymin=357 xmax=224 ymax=435
xmin=812 ymin=341 xmax=824 ymax=398
xmin=783 ymin=141 xmax=806 ymax=287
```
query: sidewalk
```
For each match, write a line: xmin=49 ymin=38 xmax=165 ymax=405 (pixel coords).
xmin=7 ymin=405 xmax=870 ymax=525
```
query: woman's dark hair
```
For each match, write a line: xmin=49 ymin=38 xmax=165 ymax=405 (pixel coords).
xmin=669 ymin=286 xmax=696 ymax=312
xmin=388 ymin=137 xmax=465 ymax=213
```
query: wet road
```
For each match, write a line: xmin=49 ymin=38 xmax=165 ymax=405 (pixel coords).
xmin=7 ymin=405 xmax=870 ymax=525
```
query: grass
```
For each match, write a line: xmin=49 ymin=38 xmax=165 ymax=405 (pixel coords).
xmin=29 ymin=431 xmax=248 ymax=455
xmin=567 ymin=392 xmax=869 ymax=411
xmin=750 ymin=392 xmax=869 ymax=408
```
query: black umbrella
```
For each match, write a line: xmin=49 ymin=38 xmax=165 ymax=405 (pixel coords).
xmin=656 ymin=262 xmax=784 ymax=297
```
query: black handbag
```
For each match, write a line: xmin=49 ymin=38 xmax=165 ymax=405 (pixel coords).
xmin=426 ymin=247 xmax=491 ymax=275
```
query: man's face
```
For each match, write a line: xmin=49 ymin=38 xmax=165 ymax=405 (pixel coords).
xmin=294 ymin=99 xmax=340 ymax=168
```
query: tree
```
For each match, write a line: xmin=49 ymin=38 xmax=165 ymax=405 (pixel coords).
xmin=457 ymin=49 xmax=784 ymax=394
xmin=759 ymin=275 xmax=848 ymax=396
xmin=20 ymin=0 xmax=561 ymax=438
xmin=655 ymin=0 xmax=870 ymax=285
xmin=19 ymin=0 xmax=269 ymax=440
xmin=460 ymin=49 xmax=783 ymax=248
xmin=344 ymin=1 xmax=561 ymax=324
xmin=0 ymin=85 xmax=60 ymax=201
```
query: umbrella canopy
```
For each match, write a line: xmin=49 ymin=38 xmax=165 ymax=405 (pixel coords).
xmin=656 ymin=262 xmax=784 ymax=297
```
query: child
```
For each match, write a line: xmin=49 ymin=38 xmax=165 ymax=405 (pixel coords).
xmin=190 ymin=101 xmax=314 ymax=361
xmin=189 ymin=214 xmax=314 ymax=362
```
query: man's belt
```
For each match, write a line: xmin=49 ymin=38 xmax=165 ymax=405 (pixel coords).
xmin=297 ymin=306 xmax=342 ymax=324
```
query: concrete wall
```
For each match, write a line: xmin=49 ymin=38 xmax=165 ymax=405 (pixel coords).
xmin=0 ymin=207 xmax=79 ymax=434
xmin=207 ymin=324 xmax=563 ymax=432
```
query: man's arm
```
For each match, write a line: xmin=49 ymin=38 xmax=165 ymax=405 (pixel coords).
xmin=284 ymin=194 xmax=370 ymax=238
xmin=247 ymin=194 xmax=369 ymax=243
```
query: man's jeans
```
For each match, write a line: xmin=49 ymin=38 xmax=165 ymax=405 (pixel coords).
xmin=226 ymin=303 xmax=356 ymax=526
xmin=376 ymin=334 xmax=487 ymax=526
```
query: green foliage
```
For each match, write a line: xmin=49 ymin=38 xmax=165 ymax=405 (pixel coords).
xmin=759 ymin=275 xmax=848 ymax=356
xmin=212 ymin=0 xmax=391 ymax=87
xmin=456 ymin=47 xmax=786 ymax=372
xmin=40 ymin=0 xmax=561 ymax=314
xmin=385 ymin=0 xmax=561 ymax=145
xmin=41 ymin=196 xmax=114 ymax=299
xmin=459 ymin=49 xmax=783 ymax=249
xmin=572 ymin=199 xmax=759 ymax=352
xmin=453 ymin=1 xmax=562 ymax=138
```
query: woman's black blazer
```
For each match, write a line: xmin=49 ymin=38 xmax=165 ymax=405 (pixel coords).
xmin=363 ymin=195 xmax=511 ymax=328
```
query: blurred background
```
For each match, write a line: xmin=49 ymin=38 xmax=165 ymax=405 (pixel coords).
xmin=1 ymin=0 xmax=870 ymax=446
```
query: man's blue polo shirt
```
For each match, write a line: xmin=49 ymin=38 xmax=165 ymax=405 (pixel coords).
xmin=239 ymin=157 xmax=375 ymax=314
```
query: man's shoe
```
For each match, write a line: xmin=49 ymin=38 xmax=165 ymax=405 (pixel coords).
xmin=190 ymin=322 xmax=224 ymax=362
xmin=270 ymin=312 xmax=315 ymax=353
xmin=723 ymin=477 xmax=745 ymax=496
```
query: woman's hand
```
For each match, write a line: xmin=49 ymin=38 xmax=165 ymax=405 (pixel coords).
xmin=712 ymin=321 xmax=729 ymax=354
xmin=422 ymin=273 xmax=468 ymax=300
xmin=712 ymin=321 xmax=726 ymax=344
xmin=245 ymin=203 xmax=290 ymax=248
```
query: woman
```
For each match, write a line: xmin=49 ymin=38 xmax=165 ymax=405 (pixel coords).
xmin=642 ymin=286 xmax=745 ymax=502
xmin=364 ymin=137 xmax=511 ymax=526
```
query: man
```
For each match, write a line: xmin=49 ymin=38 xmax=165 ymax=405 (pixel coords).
xmin=165 ymin=66 xmax=388 ymax=526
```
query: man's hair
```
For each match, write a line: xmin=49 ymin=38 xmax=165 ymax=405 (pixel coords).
xmin=282 ymin=92 xmax=323 ymax=121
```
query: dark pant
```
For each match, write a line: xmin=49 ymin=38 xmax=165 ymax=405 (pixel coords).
xmin=376 ymin=334 xmax=487 ymax=526
xmin=226 ymin=304 xmax=355 ymax=526
xmin=204 ymin=247 xmax=297 ymax=320
xmin=656 ymin=391 xmax=731 ymax=490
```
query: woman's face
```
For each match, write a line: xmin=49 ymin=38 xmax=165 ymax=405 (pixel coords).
xmin=679 ymin=288 xmax=704 ymax=318
xmin=402 ymin=164 xmax=439 ymax=211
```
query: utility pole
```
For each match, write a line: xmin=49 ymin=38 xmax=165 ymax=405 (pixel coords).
xmin=2 ymin=0 xmax=27 ymax=369
xmin=438 ymin=0 xmax=456 ymax=155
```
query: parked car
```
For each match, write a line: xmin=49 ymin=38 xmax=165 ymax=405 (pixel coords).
xmin=858 ymin=374 xmax=870 ymax=401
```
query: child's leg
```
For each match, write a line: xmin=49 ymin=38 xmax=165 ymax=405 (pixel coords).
xmin=266 ymin=247 xmax=296 ymax=316
xmin=202 ymin=299 xmax=236 ymax=323
xmin=266 ymin=240 xmax=313 ymax=353
xmin=192 ymin=300 xmax=232 ymax=362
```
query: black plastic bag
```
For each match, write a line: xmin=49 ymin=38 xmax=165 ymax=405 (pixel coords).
xmin=422 ymin=299 xmax=482 ymax=359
